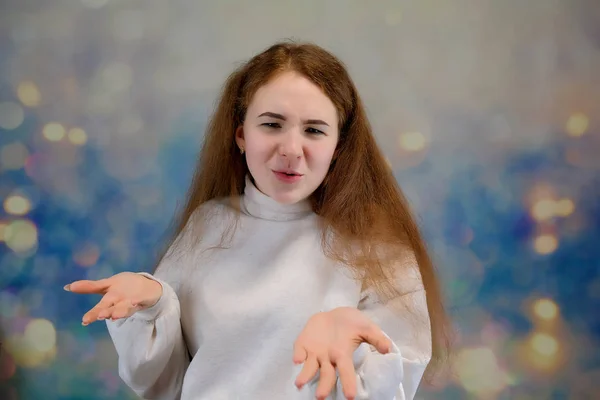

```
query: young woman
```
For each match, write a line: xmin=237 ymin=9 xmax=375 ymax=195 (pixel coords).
xmin=65 ymin=41 xmax=452 ymax=400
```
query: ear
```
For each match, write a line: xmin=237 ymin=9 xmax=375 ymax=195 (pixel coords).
xmin=235 ymin=125 xmax=245 ymax=150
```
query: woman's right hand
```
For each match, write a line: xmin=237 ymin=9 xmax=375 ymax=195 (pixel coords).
xmin=65 ymin=272 xmax=163 ymax=326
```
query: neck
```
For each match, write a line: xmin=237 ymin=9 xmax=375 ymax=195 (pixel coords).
xmin=241 ymin=176 xmax=312 ymax=221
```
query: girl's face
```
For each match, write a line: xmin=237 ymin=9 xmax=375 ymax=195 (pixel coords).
xmin=236 ymin=71 xmax=339 ymax=205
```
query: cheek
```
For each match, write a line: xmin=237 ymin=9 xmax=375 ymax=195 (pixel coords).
xmin=244 ymin=132 xmax=268 ymax=159
xmin=245 ymin=146 xmax=275 ymax=180
xmin=246 ymin=145 xmax=270 ymax=165
xmin=307 ymin=145 xmax=337 ymax=170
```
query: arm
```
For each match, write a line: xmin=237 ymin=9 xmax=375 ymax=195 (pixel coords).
xmin=104 ymin=208 xmax=205 ymax=400
xmin=106 ymin=271 xmax=190 ymax=400
xmin=337 ymin=266 xmax=432 ymax=400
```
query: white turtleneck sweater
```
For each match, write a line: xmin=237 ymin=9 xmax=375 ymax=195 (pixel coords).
xmin=106 ymin=177 xmax=432 ymax=400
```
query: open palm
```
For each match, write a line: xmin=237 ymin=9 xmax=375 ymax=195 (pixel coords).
xmin=65 ymin=272 xmax=163 ymax=325
xmin=293 ymin=307 xmax=391 ymax=400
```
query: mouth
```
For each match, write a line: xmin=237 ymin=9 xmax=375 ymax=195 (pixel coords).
xmin=274 ymin=169 xmax=303 ymax=177
xmin=273 ymin=170 xmax=303 ymax=183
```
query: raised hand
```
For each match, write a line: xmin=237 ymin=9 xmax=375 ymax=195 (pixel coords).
xmin=64 ymin=272 xmax=163 ymax=326
xmin=293 ymin=307 xmax=392 ymax=400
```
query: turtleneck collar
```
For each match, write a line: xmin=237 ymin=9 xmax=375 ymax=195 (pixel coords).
xmin=241 ymin=175 xmax=313 ymax=221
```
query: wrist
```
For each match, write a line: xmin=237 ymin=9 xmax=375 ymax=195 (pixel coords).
xmin=140 ymin=275 xmax=163 ymax=308
xmin=149 ymin=279 xmax=163 ymax=307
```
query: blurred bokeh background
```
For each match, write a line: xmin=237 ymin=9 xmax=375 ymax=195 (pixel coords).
xmin=1 ymin=0 xmax=599 ymax=399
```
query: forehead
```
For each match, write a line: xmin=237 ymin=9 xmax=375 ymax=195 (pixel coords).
xmin=248 ymin=72 xmax=338 ymax=122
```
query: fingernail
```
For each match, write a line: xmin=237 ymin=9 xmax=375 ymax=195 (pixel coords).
xmin=63 ymin=284 xmax=71 ymax=291
xmin=81 ymin=321 xmax=88 ymax=326
xmin=98 ymin=316 xmax=105 ymax=321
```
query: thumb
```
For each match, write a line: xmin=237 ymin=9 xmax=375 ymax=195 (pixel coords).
xmin=362 ymin=328 xmax=392 ymax=355
xmin=65 ymin=278 xmax=110 ymax=294
xmin=292 ymin=342 xmax=307 ymax=364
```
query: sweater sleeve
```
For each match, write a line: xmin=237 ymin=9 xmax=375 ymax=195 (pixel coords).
xmin=104 ymin=208 xmax=207 ymax=400
xmin=336 ymin=260 xmax=432 ymax=400
xmin=105 ymin=271 xmax=189 ymax=400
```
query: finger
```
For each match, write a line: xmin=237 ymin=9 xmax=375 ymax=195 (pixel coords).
xmin=315 ymin=359 xmax=336 ymax=400
xmin=97 ymin=299 xmax=135 ymax=321
xmin=65 ymin=279 xmax=110 ymax=294
xmin=295 ymin=354 xmax=319 ymax=389
xmin=109 ymin=299 xmax=139 ymax=320
xmin=96 ymin=305 xmax=114 ymax=321
xmin=335 ymin=357 xmax=357 ymax=400
xmin=293 ymin=342 xmax=307 ymax=364
xmin=361 ymin=326 xmax=392 ymax=354
xmin=82 ymin=294 xmax=116 ymax=325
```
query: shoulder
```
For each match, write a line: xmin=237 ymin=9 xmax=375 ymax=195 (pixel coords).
xmin=162 ymin=197 xmax=240 ymax=255
xmin=155 ymin=198 xmax=240 ymax=286
xmin=189 ymin=197 xmax=240 ymax=227
xmin=360 ymin=243 xmax=424 ymax=299
xmin=394 ymin=247 xmax=424 ymax=295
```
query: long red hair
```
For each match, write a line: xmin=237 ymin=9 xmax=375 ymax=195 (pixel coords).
xmin=156 ymin=41 xmax=452 ymax=381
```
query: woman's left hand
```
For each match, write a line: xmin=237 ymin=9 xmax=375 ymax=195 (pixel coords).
xmin=293 ymin=307 xmax=392 ymax=400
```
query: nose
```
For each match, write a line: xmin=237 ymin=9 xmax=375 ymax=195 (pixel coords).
xmin=278 ymin=131 xmax=302 ymax=159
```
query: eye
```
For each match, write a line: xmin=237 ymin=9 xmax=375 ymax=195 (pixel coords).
xmin=306 ymin=127 xmax=325 ymax=135
xmin=261 ymin=122 xmax=281 ymax=129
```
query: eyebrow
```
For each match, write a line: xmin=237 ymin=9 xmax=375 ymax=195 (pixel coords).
xmin=257 ymin=111 xmax=330 ymax=127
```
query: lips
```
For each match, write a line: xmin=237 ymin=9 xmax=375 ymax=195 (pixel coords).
xmin=273 ymin=170 xmax=303 ymax=183
xmin=274 ymin=170 xmax=302 ymax=176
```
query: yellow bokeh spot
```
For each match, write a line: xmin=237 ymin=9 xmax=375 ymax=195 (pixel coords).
xmin=566 ymin=113 xmax=589 ymax=137
xmin=42 ymin=123 xmax=66 ymax=142
xmin=520 ymin=331 xmax=564 ymax=373
xmin=4 ymin=219 xmax=38 ymax=253
xmin=555 ymin=198 xmax=574 ymax=217
xmin=534 ymin=234 xmax=558 ymax=255
xmin=4 ymin=194 xmax=31 ymax=216
xmin=455 ymin=347 xmax=508 ymax=396
xmin=531 ymin=199 xmax=556 ymax=221
xmin=5 ymin=334 xmax=57 ymax=368
xmin=530 ymin=332 xmax=559 ymax=357
xmin=398 ymin=131 xmax=427 ymax=152
xmin=24 ymin=319 xmax=57 ymax=353
xmin=533 ymin=298 xmax=559 ymax=321
xmin=17 ymin=81 xmax=42 ymax=107
xmin=531 ymin=198 xmax=574 ymax=220
xmin=68 ymin=127 xmax=87 ymax=145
